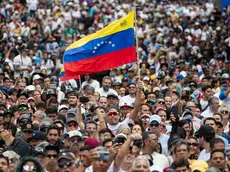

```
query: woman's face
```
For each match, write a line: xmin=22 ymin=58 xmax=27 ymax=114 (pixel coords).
xmin=183 ymin=123 xmax=191 ymax=136
xmin=186 ymin=138 xmax=199 ymax=155
xmin=22 ymin=161 xmax=36 ymax=172
xmin=132 ymin=125 xmax=142 ymax=134
xmin=121 ymin=128 xmax=130 ymax=137
xmin=220 ymin=107 xmax=229 ymax=120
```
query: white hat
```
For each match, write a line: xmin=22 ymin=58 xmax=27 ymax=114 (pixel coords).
xmin=25 ymin=85 xmax=35 ymax=92
xmin=58 ymin=105 xmax=69 ymax=112
xmin=68 ymin=130 xmax=82 ymax=138
xmin=119 ymin=101 xmax=132 ymax=108
xmin=33 ymin=74 xmax=42 ymax=81
xmin=149 ymin=115 xmax=161 ymax=124
xmin=153 ymin=87 xmax=160 ymax=92
xmin=143 ymin=76 xmax=150 ymax=81
xmin=150 ymin=165 xmax=163 ymax=172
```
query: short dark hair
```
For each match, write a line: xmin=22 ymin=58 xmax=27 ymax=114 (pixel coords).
xmin=201 ymin=85 xmax=212 ymax=92
xmin=79 ymin=145 xmax=94 ymax=151
xmin=47 ymin=124 xmax=60 ymax=136
xmin=171 ymin=158 xmax=189 ymax=170
xmin=204 ymin=117 xmax=216 ymax=125
xmin=35 ymin=101 xmax=46 ymax=109
xmin=102 ymin=138 xmax=113 ymax=146
xmin=85 ymin=120 xmax=97 ymax=129
xmin=210 ymin=138 xmax=225 ymax=151
xmin=174 ymin=141 xmax=190 ymax=154
xmin=210 ymin=149 xmax=226 ymax=159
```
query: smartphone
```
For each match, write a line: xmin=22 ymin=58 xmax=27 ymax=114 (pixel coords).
xmin=79 ymin=96 xmax=89 ymax=103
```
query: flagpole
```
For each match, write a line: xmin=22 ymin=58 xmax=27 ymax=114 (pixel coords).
xmin=134 ymin=5 xmax=141 ymax=81
xmin=79 ymin=74 xmax=82 ymax=90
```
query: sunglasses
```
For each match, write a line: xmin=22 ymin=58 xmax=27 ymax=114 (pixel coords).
xmin=9 ymin=158 xmax=18 ymax=164
xmin=69 ymin=137 xmax=82 ymax=143
xmin=158 ymin=101 xmax=165 ymax=105
xmin=47 ymin=154 xmax=58 ymax=159
xmin=58 ymin=161 xmax=72 ymax=168
xmin=67 ymin=123 xmax=77 ymax=128
xmin=221 ymin=110 xmax=229 ymax=114
xmin=23 ymin=165 xmax=37 ymax=172
xmin=18 ymin=107 xmax=28 ymax=111
xmin=187 ymin=142 xmax=199 ymax=147
xmin=107 ymin=112 xmax=118 ymax=117
xmin=129 ymin=86 xmax=135 ymax=89
xmin=150 ymin=123 xmax=159 ymax=127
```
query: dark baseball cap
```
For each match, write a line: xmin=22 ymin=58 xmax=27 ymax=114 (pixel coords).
xmin=107 ymin=93 xmax=118 ymax=100
xmin=57 ymin=152 xmax=74 ymax=162
xmin=28 ymin=131 xmax=47 ymax=141
xmin=168 ymin=134 xmax=183 ymax=147
xmin=21 ymin=122 xmax=34 ymax=132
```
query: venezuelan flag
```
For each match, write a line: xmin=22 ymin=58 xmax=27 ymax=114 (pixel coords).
xmin=63 ymin=12 xmax=136 ymax=76
xmin=59 ymin=68 xmax=80 ymax=81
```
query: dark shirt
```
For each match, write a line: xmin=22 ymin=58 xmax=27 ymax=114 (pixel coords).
xmin=7 ymin=136 xmax=34 ymax=157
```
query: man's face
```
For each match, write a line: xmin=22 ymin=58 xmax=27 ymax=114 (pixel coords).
xmin=67 ymin=122 xmax=78 ymax=131
xmin=21 ymin=131 xmax=33 ymax=141
xmin=47 ymin=129 xmax=59 ymax=144
xmin=147 ymin=93 xmax=156 ymax=100
xmin=18 ymin=82 xmax=26 ymax=90
xmin=18 ymin=96 xmax=27 ymax=104
xmin=84 ymin=75 xmax=90 ymax=81
xmin=132 ymin=159 xmax=150 ymax=172
xmin=46 ymin=150 xmax=58 ymax=167
xmin=79 ymin=150 xmax=89 ymax=164
xmin=68 ymin=96 xmax=78 ymax=106
xmin=98 ymin=97 xmax=108 ymax=108
xmin=141 ymin=105 xmax=150 ymax=115
xmin=92 ymin=159 xmax=111 ymax=172
xmin=211 ymin=99 xmax=220 ymax=110
xmin=86 ymin=123 xmax=97 ymax=136
xmin=149 ymin=121 xmax=160 ymax=135
xmin=18 ymin=106 xmax=28 ymax=116
xmin=157 ymin=110 xmax=166 ymax=122
xmin=48 ymin=113 xmax=57 ymax=121
xmin=175 ymin=166 xmax=189 ymax=172
xmin=44 ymin=78 xmax=51 ymax=88
xmin=128 ymin=84 xmax=136 ymax=94
xmin=102 ymin=79 xmax=112 ymax=91
xmin=106 ymin=108 xmax=120 ymax=125
xmin=5 ymin=80 xmax=11 ymax=88
xmin=164 ymin=97 xmax=172 ymax=108
xmin=204 ymin=120 xmax=217 ymax=131
xmin=68 ymin=136 xmax=83 ymax=155
xmin=175 ymin=144 xmax=189 ymax=160
xmin=120 ymin=106 xmax=132 ymax=117
xmin=202 ymin=79 xmax=209 ymax=86
xmin=107 ymin=97 xmax=118 ymax=106
xmin=210 ymin=152 xmax=226 ymax=169
xmin=58 ymin=158 xmax=75 ymax=172
xmin=204 ymin=88 xmax=212 ymax=99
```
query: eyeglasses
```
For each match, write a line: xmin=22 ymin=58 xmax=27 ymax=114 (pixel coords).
xmin=149 ymin=123 xmax=159 ymax=127
xmin=67 ymin=123 xmax=77 ymax=128
xmin=69 ymin=137 xmax=82 ymax=143
xmin=23 ymin=165 xmax=37 ymax=172
xmin=129 ymin=86 xmax=135 ymax=89
xmin=107 ymin=112 xmax=118 ymax=117
xmin=18 ymin=107 xmax=28 ymax=111
xmin=187 ymin=142 xmax=199 ymax=147
xmin=58 ymin=161 xmax=72 ymax=168
xmin=158 ymin=101 xmax=165 ymax=105
xmin=9 ymin=158 xmax=18 ymax=164
xmin=47 ymin=154 xmax=58 ymax=159
xmin=221 ymin=110 xmax=229 ymax=114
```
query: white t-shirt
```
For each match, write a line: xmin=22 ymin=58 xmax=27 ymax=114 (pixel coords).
xmin=107 ymin=118 xmax=129 ymax=133
xmin=200 ymin=109 xmax=213 ymax=118
xmin=159 ymin=134 xmax=169 ymax=156
xmin=198 ymin=149 xmax=210 ymax=161
xmin=13 ymin=55 xmax=32 ymax=79
xmin=119 ymin=95 xmax=135 ymax=107
xmin=152 ymin=152 xmax=169 ymax=169
xmin=200 ymin=99 xmax=209 ymax=111
xmin=82 ymin=80 xmax=100 ymax=90
xmin=96 ymin=87 xmax=118 ymax=97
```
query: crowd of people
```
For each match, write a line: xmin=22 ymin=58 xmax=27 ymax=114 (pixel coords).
xmin=0 ymin=0 xmax=229 ymax=172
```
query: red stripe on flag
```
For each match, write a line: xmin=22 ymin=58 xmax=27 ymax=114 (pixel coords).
xmin=60 ymin=75 xmax=80 ymax=81
xmin=64 ymin=46 xmax=137 ymax=76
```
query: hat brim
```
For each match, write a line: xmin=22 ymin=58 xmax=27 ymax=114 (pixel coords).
xmin=22 ymin=129 xmax=34 ymax=132
xmin=57 ymin=156 xmax=72 ymax=162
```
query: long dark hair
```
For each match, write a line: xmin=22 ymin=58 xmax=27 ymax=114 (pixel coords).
xmin=16 ymin=157 xmax=43 ymax=172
